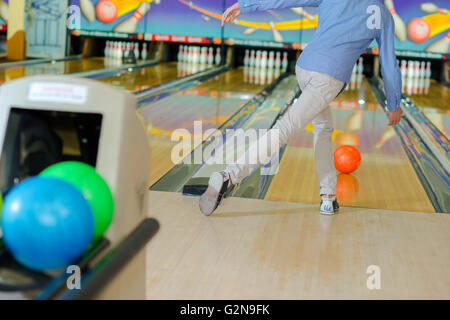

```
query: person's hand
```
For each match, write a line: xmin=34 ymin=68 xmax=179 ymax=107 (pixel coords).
xmin=221 ymin=2 xmax=241 ymax=26
xmin=388 ymin=108 xmax=403 ymax=126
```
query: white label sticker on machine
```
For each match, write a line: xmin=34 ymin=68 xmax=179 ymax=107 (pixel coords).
xmin=28 ymin=82 xmax=88 ymax=105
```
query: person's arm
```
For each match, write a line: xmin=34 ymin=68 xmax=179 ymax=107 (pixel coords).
xmin=376 ymin=13 xmax=403 ymax=125
xmin=238 ymin=0 xmax=321 ymax=14
xmin=222 ymin=1 xmax=321 ymax=26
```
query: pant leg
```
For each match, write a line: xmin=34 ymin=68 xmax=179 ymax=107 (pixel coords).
xmin=227 ymin=67 xmax=344 ymax=184
xmin=312 ymin=108 xmax=337 ymax=196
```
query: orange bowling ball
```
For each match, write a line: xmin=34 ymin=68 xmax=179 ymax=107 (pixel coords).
xmin=334 ymin=145 xmax=361 ymax=174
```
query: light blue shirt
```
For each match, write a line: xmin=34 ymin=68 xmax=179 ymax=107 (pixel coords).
xmin=238 ymin=0 xmax=402 ymax=111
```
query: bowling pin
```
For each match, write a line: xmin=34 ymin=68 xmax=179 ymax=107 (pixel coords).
xmin=178 ymin=45 xmax=184 ymax=62
xmin=268 ymin=51 xmax=275 ymax=69
xmin=290 ymin=7 xmax=314 ymax=21
xmin=275 ymin=51 xmax=281 ymax=69
xmin=134 ymin=42 xmax=140 ymax=60
xmin=0 ymin=0 xmax=8 ymax=23
xmin=425 ymin=31 xmax=450 ymax=54
xmin=269 ymin=21 xmax=284 ymax=43
xmin=187 ymin=46 xmax=192 ymax=63
xmin=114 ymin=42 xmax=120 ymax=59
xmin=80 ymin=0 xmax=96 ymax=22
xmin=142 ymin=43 xmax=148 ymax=60
xmin=122 ymin=43 xmax=129 ymax=59
xmin=122 ymin=42 xmax=129 ymax=60
xmin=384 ymin=0 xmax=407 ymax=42
xmin=191 ymin=46 xmax=197 ymax=64
xmin=407 ymin=60 xmax=414 ymax=78
xmin=120 ymin=42 xmax=125 ymax=60
xmin=109 ymin=41 xmax=114 ymax=58
xmin=196 ymin=47 xmax=201 ymax=64
xmin=426 ymin=61 xmax=432 ymax=78
xmin=244 ymin=49 xmax=249 ymax=67
xmin=215 ymin=48 xmax=221 ymax=65
xmin=400 ymin=60 xmax=407 ymax=77
xmin=249 ymin=50 xmax=255 ymax=67
xmin=206 ymin=47 xmax=213 ymax=65
xmin=414 ymin=61 xmax=420 ymax=78
xmin=113 ymin=2 xmax=150 ymax=33
xmin=201 ymin=47 xmax=208 ymax=65
xmin=184 ymin=46 xmax=189 ymax=63
xmin=113 ymin=42 xmax=118 ymax=58
xmin=357 ymin=57 xmax=364 ymax=74
xmin=420 ymin=61 xmax=426 ymax=78
xmin=192 ymin=47 xmax=196 ymax=64
xmin=255 ymin=50 xmax=261 ymax=68
xmin=282 ymin=52 xmax=288 ymax=70
xmin=260 ymin=51 xmax=268 ymax=69
xmin=104 ymin=41 xmax=110 ymax=57
xmin=111 ymin=42 xmax=116 ymax=59
xmin=120 ymin=42 xmax=126 ymax=60
xmin=420 ymin=3 xmax=448 ymax=14
xmin=350 ymin=73 xmax=356 ymax=90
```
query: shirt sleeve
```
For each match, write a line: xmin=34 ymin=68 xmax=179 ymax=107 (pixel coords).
xmin=376 ymin=14 xmax=402 ymax=111
xmin=238 ymin=0 xmax=322 ymax=14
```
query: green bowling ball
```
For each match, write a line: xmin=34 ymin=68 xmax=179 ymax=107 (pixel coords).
xmin=40 ymin=161 xmax=114 ymax=241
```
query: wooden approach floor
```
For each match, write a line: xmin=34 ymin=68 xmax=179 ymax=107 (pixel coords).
xmin=145 ymin=191 xmax=450 ymax=299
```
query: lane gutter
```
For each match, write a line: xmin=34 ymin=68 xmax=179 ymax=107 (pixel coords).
xmin=369 ymin=77 xmax=450 ymax=213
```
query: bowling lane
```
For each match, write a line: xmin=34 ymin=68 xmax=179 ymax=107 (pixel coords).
xmin=96 ymin=61 xmax=185 ymax=92
xmin=403 ymin=78 xmax=449 ymax=138
xmin=264 ymin=77 xmax=435 ymax=213
xmin=0 ymin=57 xmax=109 ymax=84
xmin=138 ymin=67 xmax=273 ymax=184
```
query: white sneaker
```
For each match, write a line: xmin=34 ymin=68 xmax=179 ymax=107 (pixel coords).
xmin=199 ymin=171 xmax=232 ymax=216
xmin=320 ymin=198 xmax=340 ymax=215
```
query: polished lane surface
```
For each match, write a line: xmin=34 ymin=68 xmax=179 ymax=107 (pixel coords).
xmin=0 ymin=57 xmax=109 ymax=84
xmin=403 ymin=77 xmax=449 ymax=139
xmin=265 ymin=76 xmax=435 ymax=212
xmin=137 ymin=67 xmax=274 ymax=185
xmin=97 ymin=61 xmax=187 ymax=92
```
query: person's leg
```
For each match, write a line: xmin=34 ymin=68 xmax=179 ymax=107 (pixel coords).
xmin=312 ymin=108 xmax=340 ymax=214
xmin=200 ymin=68 xmax=344 ymax=215
xmin=312 ymin=108 xmax=336 ymax=197
xmin=227 ymin=68 xmax=344 ymax=184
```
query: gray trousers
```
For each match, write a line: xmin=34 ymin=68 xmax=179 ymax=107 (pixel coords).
xmin=226 ymin=66 xmax=345 ymax=196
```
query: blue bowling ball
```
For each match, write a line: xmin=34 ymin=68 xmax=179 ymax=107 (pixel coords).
xmin=1 ymin=177 xmax=94 ymax=271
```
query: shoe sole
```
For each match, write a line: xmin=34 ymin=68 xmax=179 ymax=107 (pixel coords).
xmin=320 ymin=207 xmax=339 ymax=215
xmin=320 ymin=210 xmax=337 ymax=215
xmin=199 ymin=172 xmax=224 ymax=216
